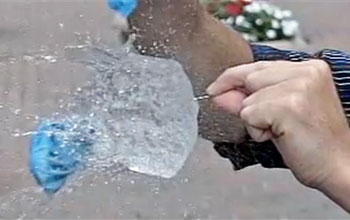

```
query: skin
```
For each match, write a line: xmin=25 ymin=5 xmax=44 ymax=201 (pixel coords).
xmin=128 ymin=0 xmax=254 ymax=143
xmin=207 ymin=60 xmax=350 ymax=212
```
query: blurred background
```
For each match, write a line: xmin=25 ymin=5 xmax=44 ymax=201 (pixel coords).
xmin=0 ymin=0 xmax=349 ymax=219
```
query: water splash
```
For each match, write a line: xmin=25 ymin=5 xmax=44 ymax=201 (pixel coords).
xmin=45 ymin=42 xmax=199 ymax=179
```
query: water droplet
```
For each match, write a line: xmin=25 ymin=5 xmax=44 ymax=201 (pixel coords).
xmin=11 ymin=129 xmax=21 ymax=137
xmin=42 ymin=55 xmax=57 ymax=63
xmin=153 ymin=187 xmax=159 ymax=194
xmin=23 ymin=55 xmax=34 ymax=62
xmin=21 ymin=131 xmax=36 ymax=137
xmin=13 ymin=109 xmax=21 ymax=115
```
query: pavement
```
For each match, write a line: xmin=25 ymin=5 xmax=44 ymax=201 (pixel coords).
xmin=0 ymin=0 xmax=349 ymax=219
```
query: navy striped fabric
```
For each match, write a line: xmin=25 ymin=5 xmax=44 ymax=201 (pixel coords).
xmin=213 ymin=44 xmax=350 ymax=171
xmin=316 ymin=49 xmax=350 ymax=119
xmin=251 ymin=44 xmax=350 ymax=120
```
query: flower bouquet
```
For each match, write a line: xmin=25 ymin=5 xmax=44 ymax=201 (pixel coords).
xmin=201 ymin=0 xmax=300 ymax=43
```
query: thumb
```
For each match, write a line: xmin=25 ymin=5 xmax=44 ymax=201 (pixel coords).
xmin=211 ymin=90 xmax=247 ymax=116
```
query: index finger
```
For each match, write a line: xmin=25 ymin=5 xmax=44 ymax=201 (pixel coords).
xmin=206 ymin=61 xmax=293 ymax=96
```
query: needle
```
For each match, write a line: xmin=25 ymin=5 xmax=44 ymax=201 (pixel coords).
xmin=193 ymin=94 xmax=211 ymax=101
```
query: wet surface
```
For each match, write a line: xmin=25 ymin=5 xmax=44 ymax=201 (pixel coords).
xmin=0 ymin=1 xmax=349 ymax=219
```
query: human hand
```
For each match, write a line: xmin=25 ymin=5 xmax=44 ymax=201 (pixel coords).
xmin=207 ymin=60 xmax=350 ymax=191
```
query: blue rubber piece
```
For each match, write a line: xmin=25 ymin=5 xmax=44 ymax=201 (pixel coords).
xmin=30 ymin=121 xmax=94 ymax=194
xmin=108 ymin=0 xmax=139 ymax=17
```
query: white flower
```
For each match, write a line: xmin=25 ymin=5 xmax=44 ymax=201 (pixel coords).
xmin=251 ymin=2 xmax=262 ymax=12
xmin=235 ymin=15 xmax=252 ymax=29
xmin=235 ymin=15 xmax=245 ymax=26
xmin=260 ymin=2 xmax=275 ymax=15
xmin=245 ymin=2 xmax=261 ymax=13
xmin=274 ymin=9 xmax=284 ymax=20
xmin=260 ymin=2 xmax=270 ymax=11
xmin=244 ymin=5 xmax=253 ymax=13
xmin=266 ymin=29 xmax=277 ymax=39
xmin=271 ymin=20 xmax=280 ymax=29
xmin=282 ymin=20 xmax=299 ymax=37
xmin=255 ymin=18 xmax=264 ymax=26
xmin=282 ymin=10 xmax=293 ymax=18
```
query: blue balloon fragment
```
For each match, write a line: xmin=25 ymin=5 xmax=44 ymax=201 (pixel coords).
xmin=108 ymin=0 xmax=139 ymax=17
xmin=30 ymin=121 xmax=95 ymax=193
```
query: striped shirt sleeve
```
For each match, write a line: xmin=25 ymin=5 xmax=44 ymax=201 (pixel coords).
xmin=251 ymin=44 xmax=350 ymax=121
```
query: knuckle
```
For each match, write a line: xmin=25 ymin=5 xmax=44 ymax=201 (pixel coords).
xmin=222 ymin=67 xmax=234 ymax=76
xmin=240 ymin=106 xmax=257 ymax=125
xmin=245 ymin=73 xmax=258 ymax=90
xmin=255 ymin=61 xmax=270 ymax=69
xmin=287 ymin=93 xmax=307 ymax=113
xmin=225 ymin=66 xmax=236 ymax=73
xmin=308 ymin=60 xmax=331 ymax=79
xmin=302 ymin=60 xmax=333 ymax=89
xmin=312 ymin=59 xmax=330 ymax=73
xmin=302 ymin=66 xmax=323 ymax=88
